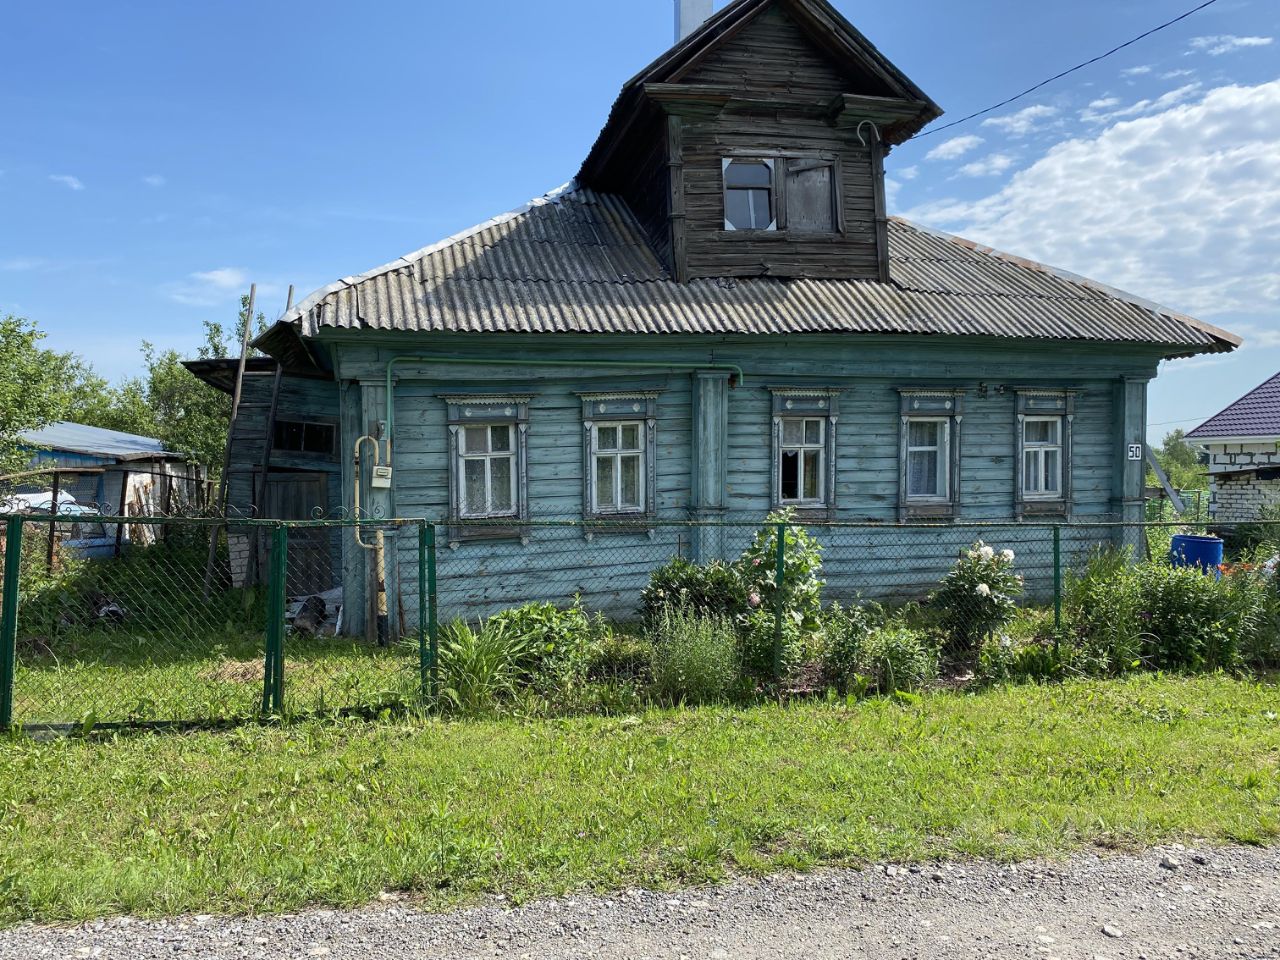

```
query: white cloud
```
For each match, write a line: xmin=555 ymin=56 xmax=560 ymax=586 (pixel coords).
xmin=1161 ymin=68 xmax=1196 ymax=80
xmin=1189 ymin=35 xmax=1273 ymax=56
xmin=166 ymin=267 xmax=251 ymax=306
xmin=1121 ymin=65 xmax=1153 ymax=77
xmin=957 ymin=153 xmax=1016 ymax=177
xmin=903 ymin=80 xmax=1280 ymax=325
xmin=897 ymin=165 xmax=919 ymax=181
xmin=1080 ymin=83 xmax=1201 ymax=123
xmin=49 ymin=174 xmax=84 ymax=191
xmin=925 ymin=134 xmax=983 ymax=161
xmin=142 ymin=174 xmax=166 ymax=187
xmin=1230 ymin=323 xmax=1280 ymax=350
xmin=981 ymin=104 xmax=1058 ymax=137
xmin=1 ymin=257 xmax=48 ymax=271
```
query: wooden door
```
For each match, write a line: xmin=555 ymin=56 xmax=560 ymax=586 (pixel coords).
xmin=264 ymin=473 xmax=331 ymax=596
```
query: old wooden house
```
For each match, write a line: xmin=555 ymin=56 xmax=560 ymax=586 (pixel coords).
xmin=197 ymin=0 xmax=1239 ymax=630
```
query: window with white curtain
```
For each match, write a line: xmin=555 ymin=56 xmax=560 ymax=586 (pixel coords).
xmin=906 ymin=417 xmax=949 ymax=500
xmin=591 ymin=421 xmax=645 ymax=514
xmin=1022 ymin=416 xmax=1063 ymax=499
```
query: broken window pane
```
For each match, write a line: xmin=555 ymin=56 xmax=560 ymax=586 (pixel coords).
xmin=780 ymin=450 xmax=800 ymax=500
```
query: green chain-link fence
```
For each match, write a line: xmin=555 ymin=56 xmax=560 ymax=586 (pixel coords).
xmin=0 ymin=510 xmax=1265 ymax=732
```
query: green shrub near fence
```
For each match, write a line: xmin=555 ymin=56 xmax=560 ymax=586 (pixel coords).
xmin=2 ymin=513 xmax=1280 ymax=732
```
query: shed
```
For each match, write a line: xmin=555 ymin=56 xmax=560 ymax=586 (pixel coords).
xmin=16 ymin=421 xmax=206 ymax=521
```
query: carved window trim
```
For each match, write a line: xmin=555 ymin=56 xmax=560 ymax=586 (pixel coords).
xmin=1014 ymin=389 xmax=1076 ymax=519
xmin=769 ymin=387 xmax=841 ymax=520
xmin=897 ymin=387 xmax=964 ymax=521
xmin=579 ymin=392 xmax=659 ymax=534
xmin=440 ymin=395 xmax=531 ymax=546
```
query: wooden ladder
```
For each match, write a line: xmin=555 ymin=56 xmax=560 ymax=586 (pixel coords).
xmin=201 ymin=284 xmax=293 ymax=595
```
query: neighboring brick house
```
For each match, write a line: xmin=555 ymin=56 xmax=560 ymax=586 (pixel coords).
xmin=1187 ymin=371 xmax=1280 ymax=522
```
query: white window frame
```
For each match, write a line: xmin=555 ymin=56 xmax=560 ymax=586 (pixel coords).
xmin=777 ymin=417 xmax=826 ymax=506
xmin=457 ymin=423 xmax=518 ymax=519
xmin=905 ymin=416 xmax=951 ymax=502
xmin=769 ymin=387 xmax=840 ymax=518
xmin=579 ymin=392 xmax=660 ymax=527
xmin=722 ymin=157 xmax=777 ymax=232
xmin=589 ymin=421 xmax=646 ymax=516
xmin=442 ymin=395 xmax=531 ymax=543
xmin=1021 ymin=415 xmax=1064 ymax=501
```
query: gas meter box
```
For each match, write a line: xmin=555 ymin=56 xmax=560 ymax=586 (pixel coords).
xmin=371 ymin=466 xmax=394 ymax=489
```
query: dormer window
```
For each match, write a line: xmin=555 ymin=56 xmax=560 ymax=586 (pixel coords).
xmin=723 ymin=158 xmax=776 ymax=230
xmin=722 ymin=155 xmax=839 ymax=234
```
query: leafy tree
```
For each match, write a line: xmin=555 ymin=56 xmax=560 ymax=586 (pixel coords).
xmin=0 ymin=315 xmax=80 ymax=479
xmin=1147 ymin=428 xmax=1206 ymax=492
xmin=64 ymin=295 xmax=268 ymax=471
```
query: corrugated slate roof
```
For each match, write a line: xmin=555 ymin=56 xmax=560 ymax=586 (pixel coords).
xmin=1187 ymin=371 xmax=1280 ymax=440
xmin=19 ymin=422 xmax=182 ymax=461
xmin=275 ymin=185 xmax=1236 ymax=356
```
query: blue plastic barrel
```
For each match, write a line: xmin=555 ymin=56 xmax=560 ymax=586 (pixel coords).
xmin=1169 ymin=534 xmax=1224 ymax=574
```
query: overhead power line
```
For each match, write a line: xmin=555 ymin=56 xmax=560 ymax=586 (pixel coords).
xmin=910 ymin=0 xmax=1221 ymax=140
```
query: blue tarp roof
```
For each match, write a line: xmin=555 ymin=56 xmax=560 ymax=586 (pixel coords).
xmin=19 ymin=422 xmax=182 ymax=461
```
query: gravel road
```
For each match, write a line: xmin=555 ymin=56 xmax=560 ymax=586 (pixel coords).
xmin=3 ymin=844 xmax=1276 ymax=959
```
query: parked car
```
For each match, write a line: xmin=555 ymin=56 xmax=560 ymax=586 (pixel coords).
xmin=0 ymin=492 xmax=119 ymax=558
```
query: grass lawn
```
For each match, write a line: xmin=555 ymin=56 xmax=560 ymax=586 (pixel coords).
xmin=0 ymin=673 xmax=1276 ymax=924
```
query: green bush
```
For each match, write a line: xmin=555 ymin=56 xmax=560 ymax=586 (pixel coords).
xmin=647 ymin=608 xmax=738 ymax=705
xmin=640 ymin=557 xmax=747 ymax=626
xmin=929 ymin=541 xmax=1023 ymax=652
xmin=854 ymin=622 xmax=939 ymax=694
xmin=1064 ymin=546 xmax=1279 ymax=674
xmin=820 ymin=601 xmax=877 ymax=693
xmin=436 ymin=618 xmax=532 ymax=715
xmin=735 ymin=509 xmax=825 ymax=639
xmin=977 ymin=634 xmax=1066 ymax=684
xmin=588 ymin=631 xmax=653 ymax=683
xmin=486 ymin=599 xmax=605 ymax=698
xmin=821 ymin=603 xmax=937 ymax=694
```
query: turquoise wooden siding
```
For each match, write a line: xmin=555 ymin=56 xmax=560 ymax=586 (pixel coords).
xmin=327 ymin=333 xmax=1160 ymax=625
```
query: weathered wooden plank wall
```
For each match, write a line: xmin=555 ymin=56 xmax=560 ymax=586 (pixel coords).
xmin=330 ymin=333 xmax=1161 ymax=624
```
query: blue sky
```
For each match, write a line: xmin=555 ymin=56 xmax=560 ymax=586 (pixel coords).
xmin=3 ymin=0 xmax=1278 ymax=439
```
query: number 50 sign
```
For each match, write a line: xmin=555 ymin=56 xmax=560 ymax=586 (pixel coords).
xmin=1127 ymin=444 xmax=1144 ymax=461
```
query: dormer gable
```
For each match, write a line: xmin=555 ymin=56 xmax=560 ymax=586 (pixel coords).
xmin=579 ymin=0 xmax=940 ymax=283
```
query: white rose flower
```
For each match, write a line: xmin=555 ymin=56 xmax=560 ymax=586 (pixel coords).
xmin=1000 ymin=549 xmax=1015 ymax=563
xmin=979 ymin=545 xmax=995 ymax=560
xmin=975 ymin=583 xmax=992 ymax=597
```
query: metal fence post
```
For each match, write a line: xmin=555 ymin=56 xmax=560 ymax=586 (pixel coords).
xmin=427 ymin=523 xmax=439 ymax=702
xmin=1052 ymin=525 xmax=1063 ymax=656
xmin=261 ymin=524 xmax=287 ymax=715
xmin=417 ymin=521 xmax=428 ymax=705
xmin=0 ymin=517 xmax=23 ymax=731
xmin=773 ymin=521 xmax=786 ymax=686
xmin=271 ymin=524 xmax=287 ymax=712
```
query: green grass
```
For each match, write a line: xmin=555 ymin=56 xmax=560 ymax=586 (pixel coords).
xmin=13 ymin=632 xmax=420 ymax=727
xmin=0 ymin=673 xmax=1276 ymax=923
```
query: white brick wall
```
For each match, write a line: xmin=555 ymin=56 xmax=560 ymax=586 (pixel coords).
xmin=1206 ymin=442 xmax=1280 ymax=521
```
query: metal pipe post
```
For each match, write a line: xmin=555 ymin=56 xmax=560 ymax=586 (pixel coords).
xmin=1 ymin=517 xmax=24 ymax=731
xmin=773 ymin=521 xmax=786 ymax=687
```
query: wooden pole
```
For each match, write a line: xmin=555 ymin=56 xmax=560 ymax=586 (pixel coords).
xmin=204 ymin=284 xmax=256 ymax=596
xmin=46 ymin=471 xmax=60 ymax=571
xmin=114 ymin=470 xmax=129 ymax=558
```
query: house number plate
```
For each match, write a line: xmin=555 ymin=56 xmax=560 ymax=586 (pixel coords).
xmin=1127 ymin=444 xmax=1143 ymax=461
